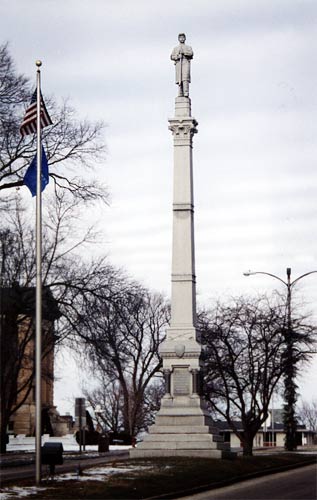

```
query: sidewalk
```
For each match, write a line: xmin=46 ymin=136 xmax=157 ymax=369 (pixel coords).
xmin=0 ymin=449 xmax=130 ymax=485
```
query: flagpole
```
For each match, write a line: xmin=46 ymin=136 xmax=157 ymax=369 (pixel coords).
xmin=35 ymin=59 xmax=43 ymax=486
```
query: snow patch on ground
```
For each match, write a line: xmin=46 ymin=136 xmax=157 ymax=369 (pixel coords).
xmin=0 ymin=464 xmax=155 ymax=497
xmin=0 ymin=486 xmax=48 ymax=499
xmin=56 ymin=464 xmax=154 ymax=482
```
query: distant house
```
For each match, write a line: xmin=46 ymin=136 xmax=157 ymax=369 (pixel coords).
xmin=216 ymin=409 xmax=316 ymax=449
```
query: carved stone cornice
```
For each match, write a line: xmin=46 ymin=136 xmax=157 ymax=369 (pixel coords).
xmin=162 ymin=352 xmax=200 ymax=359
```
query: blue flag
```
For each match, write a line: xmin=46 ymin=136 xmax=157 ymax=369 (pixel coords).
xmin=23 ymin=146 xmax=49 ymax=196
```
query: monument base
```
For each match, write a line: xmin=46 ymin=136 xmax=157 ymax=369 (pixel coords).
xmin=130 ymin=395 xmax=236 ymax=459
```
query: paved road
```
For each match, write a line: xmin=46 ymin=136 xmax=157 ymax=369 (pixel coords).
xmin=178 ymin=463 xmax=317 ymax=500
xmin=0 ymin=450 xmax=129 ymax=484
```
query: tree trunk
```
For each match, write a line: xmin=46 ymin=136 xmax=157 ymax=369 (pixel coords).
xmin=120 ymin=387 xmax=133 ymax=441
xmin=241 ymin=433 xmax=254 ymax=456
xmin=0 ymin=422 xmax=8 ymax=453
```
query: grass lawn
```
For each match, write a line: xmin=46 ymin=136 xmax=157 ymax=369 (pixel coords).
xmin=1 ymin=453 xmax=316 ymax=500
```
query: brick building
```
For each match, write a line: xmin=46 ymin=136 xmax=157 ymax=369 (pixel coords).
xmin=1 ymin=285 xmax=61 ymax=436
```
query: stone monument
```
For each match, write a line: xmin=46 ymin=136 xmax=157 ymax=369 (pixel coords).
xmin=130 ymin=35 xmax=231 ymax=458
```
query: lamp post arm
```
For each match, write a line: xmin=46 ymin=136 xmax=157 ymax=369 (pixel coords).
xmin=245 ymin=271 xmax=288 ymax=287
xmin=290 ymin=271 xmax=317 ymax=289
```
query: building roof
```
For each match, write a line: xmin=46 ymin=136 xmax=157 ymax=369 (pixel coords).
xmin=0 ymin=285 xmax=61 ymax=321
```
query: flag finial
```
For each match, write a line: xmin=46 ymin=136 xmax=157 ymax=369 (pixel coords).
xmin=35 ymin=60 xmax=42 ymax=67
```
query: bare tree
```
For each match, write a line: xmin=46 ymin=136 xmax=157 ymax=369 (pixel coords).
xmin=140 ymin=378 xmax=165 ymax=431
xmin=77 ymin=286 xmax=170 ymax=440
xmin=0 ymin=42 xmax=108 ymax=203
xmin=83 ymin=376 xmax=124 ymax=436
xmin=200 ymin=295 xmax=315 ymax=456
xmin=298 ymin=399 xmax=317 ymax=433
xmin=0 ymin=193 xmax=117 ymax=451
xmin=0 ymin=43 xmax=29 ymax=111
xmin=83 ymin=373 xmax=165 ymax=440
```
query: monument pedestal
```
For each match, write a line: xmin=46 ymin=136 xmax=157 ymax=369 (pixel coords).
xmin=130 ymin=96 xmax=234 ymax=459
xmin=130 ymin=393 xmax=232 ymax=458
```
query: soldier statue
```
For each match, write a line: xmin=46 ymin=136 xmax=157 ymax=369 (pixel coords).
xmin=171 ymin=33 xmax=193 ymax=97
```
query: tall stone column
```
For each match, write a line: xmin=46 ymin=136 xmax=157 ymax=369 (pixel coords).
xmin=160 ymin=97 xmax=200 ymax=375
xmin=130 ymin=35 xmax=233 ymax=459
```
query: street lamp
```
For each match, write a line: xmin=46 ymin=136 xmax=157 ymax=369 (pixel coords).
xmin=243 ymin=268 xmax=317 ymax=451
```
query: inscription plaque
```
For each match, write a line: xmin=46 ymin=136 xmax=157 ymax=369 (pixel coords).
xmin=173 ymin=368 xmax=190 ymax=395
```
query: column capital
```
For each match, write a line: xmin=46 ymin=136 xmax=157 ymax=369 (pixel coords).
xmin=168 ymin=117 xmax=198 ymax=144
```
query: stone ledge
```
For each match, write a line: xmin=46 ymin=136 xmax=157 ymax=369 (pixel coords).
xmin=143 ymin=433 xmax=216 ymax=443
xmin=130 ymin=449 xmax=225 ymax=459
xmin=155 ymin=415 xmax=212 ymax=426
xmin=149 ymin=425 xmax=220 ymax=434
xmin=159 ymin=400 xmax=206 ymax=411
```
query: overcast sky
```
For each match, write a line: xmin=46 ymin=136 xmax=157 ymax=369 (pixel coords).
xmin=2 ymin=0 xmax=316 ymax=414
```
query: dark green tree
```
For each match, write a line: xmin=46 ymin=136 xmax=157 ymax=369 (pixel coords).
xmin=282 ymin=326 xmax=298 ymax=451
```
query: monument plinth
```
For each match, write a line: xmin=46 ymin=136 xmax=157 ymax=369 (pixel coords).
xmin=130 ymin=35 xmax=232 ymax=459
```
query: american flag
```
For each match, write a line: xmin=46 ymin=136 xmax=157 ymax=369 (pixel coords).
xmin=20 ymin=90 xmax=53 ymax=137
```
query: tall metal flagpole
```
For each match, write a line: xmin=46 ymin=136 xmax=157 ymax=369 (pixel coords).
xmin=35 ymin=59 xmax=43 ymax=485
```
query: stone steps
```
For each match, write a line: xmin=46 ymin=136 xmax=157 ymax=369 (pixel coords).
xmin=149 ymin=425 xmax=220 ymax=435
xmin=130 ymin=448 xmax=226 ymax=459
xmin=143 ymin=433 xmax=225 ymax=446
xmin=130 ymin=447 xmax=236 ymax=459
xmin=134 ymin=440 xmax=227 ymax=450
xmin=140 ymin=440 xmax=213 ymax=449
xmin=130 ymin=405 xmax=236 ymax=458
xmin=143 ymin=433 xmax=223 ymax=444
